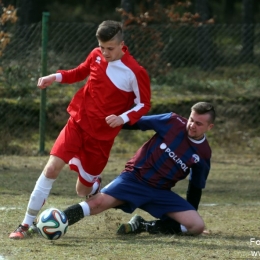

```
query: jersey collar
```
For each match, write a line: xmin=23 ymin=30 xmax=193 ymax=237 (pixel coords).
xmin=188 ymin=134 xmax=206 ymax=144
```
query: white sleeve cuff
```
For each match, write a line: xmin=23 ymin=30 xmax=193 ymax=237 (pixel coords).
xmin=55 ymin=73 xmax=62 ymax=82
xmin=120 ymin=114 xmax=130 ymax=124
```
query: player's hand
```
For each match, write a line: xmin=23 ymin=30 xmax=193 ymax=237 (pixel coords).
xmin=202 ymin=229 xmax=211 ymax=235
xmin=105 ymin=115 xmax=124 ymax=128
xmin=37 ymin=74 xmax=56 ymax=89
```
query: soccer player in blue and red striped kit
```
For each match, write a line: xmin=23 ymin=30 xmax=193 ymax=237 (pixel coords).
xmin=62 ymin=102 xmax=215 ymax=236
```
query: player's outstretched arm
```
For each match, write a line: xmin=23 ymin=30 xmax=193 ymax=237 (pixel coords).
xmin=186 ymin=181 xmax=202 ymax=210
xmin=37 ymin=74 xmax=56 ymax=89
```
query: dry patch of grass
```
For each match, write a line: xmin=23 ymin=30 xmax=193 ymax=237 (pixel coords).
xmin=0 ymin=153 xmax=260 ymax=260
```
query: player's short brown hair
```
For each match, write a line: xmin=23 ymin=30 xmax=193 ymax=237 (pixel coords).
xmin=191 ymin=102 xmax=216 ymax=123
xmin=96 ymin=20 xmax=123 ymax=42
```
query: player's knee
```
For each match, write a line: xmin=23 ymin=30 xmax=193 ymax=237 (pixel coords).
xmin=192 ymin=219 xmax=205 ymax=235
xmin=44 ymin=164 xmax=57 ymax=178
xmin=195 ymin=224 xmax=205 ymax=235
xmin=44 ymin=156 xmax=64 ymax=178
xmin=44 ymin=160 xmax=64 ymax=178
xmin=87 ymin=194 xmax=104 ymax=208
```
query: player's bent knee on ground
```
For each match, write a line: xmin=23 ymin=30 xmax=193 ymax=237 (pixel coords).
xmin=190 ymin=221 xmax=205 ymax=235
xmin=169 ymin=210 xmax=205 ymax=235
xmin=186 ymin=217 xmax=205 ymax=235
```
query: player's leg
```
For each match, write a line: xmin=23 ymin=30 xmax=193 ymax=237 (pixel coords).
xmin=25 ymin=155 xmax=65 ymax=221
xmin=117 ymin=214 xmax=147 ymax=234
xmin=117 ymin=215 xmax=184 ymax=235
xmin=75 ymin=176 xmax=102 ymax=197
xmin=64 ymin=193 xmax=124 ymax=226
xmin=9 ymin=118 xmax=77 ymax=239
xmin=118 ymin=189 xmax=204 ymax=235
xmin=71 ymin=137 xmax=114 ymax=197
xmin=167 ymin=210 xmax=204 ymax=235
xmin=150 ymin=189 xmax=204 ymax=235
xmin=121 ymin=211 xmax=204 ymax=235
xmin=9 ymin=155 xmax=65 ymax=239
xmin=146 ymin=217 xmax=183 ymax=234
xmin=64 ymin=173 xmax=147 ymax=227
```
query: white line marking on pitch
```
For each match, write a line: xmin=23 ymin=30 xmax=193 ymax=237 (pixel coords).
xmin=0 ymin=207 xmax=22 ymax=210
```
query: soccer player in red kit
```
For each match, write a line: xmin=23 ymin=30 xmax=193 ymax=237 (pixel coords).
xmin=9 ymin=20 xmax=151 ymax=239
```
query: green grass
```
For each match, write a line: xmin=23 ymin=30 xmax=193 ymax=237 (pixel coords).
xmin=0 ymin=152 xmax=260 ymax=259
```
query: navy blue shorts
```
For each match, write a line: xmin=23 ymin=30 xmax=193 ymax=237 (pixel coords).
xmin=101 ymin=172 xmax=195 ymax=219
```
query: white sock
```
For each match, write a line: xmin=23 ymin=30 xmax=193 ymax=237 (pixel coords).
xmin=22 ymin=173 xmax=55 ymax=226
xmin=181 ymin=225 xmax=188 ymax=233
xmin=79 ymin=201 xmax=90 ymax=216
xmin=88 ymin=180 xmax=99 ymax=195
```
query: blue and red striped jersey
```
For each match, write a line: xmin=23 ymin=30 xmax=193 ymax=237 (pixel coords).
xmin=123 ymin=112 xmax=211 ymax=190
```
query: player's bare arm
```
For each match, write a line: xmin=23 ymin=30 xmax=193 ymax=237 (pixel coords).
xmin=37 ymin=74 xmax=56 ymax=89
xmin=105 ymin=115 xmax=124 ymax=128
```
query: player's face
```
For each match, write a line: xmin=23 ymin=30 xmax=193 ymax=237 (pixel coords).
xmin=187 ymin=111 xmax=214 ymax=140
xmin=98 ymin=39 xmax=124 ymax=62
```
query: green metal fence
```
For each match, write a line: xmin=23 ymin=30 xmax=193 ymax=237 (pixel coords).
xmin=0 ymin=14 xmax=260 ymax=155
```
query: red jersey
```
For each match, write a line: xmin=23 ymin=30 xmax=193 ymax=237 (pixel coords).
xmin=57 ymin=46 xmax=151 ymax=140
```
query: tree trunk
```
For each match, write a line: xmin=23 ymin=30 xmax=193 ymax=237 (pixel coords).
xmin=17 ymin=0 xmax=44 ymax=25
xmin=121 ymin=0 xmax=135 ymax=25
xmin=224 ymin=0 xmax=236 ymax=23
xmin=240 ymin=0 xmax=255 ymax=63
xmin=195 ymin=0 xmax=215 ymax=71
xmin=121 ymin=0 xmax=135 ymax=48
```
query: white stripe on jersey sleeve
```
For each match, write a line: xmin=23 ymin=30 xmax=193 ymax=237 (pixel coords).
xmin=120 ymin=103 xmax=145 ymax=123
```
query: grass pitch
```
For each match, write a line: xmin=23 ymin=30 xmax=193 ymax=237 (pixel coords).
xmin=0 ymin=152 xmax=260 ymax=260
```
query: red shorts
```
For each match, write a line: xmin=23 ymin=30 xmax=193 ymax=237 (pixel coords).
xmin=51 ymin=117 xmax=114 ymax=187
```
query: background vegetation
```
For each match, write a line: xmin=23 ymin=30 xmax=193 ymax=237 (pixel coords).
xmin=1 ymin=64 xmax=260 ymax=156
xmin=1 ymin=0 xmax=260 ymax=24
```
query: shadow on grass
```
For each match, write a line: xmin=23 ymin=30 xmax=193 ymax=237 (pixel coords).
xmin=44 ymin=232 xmax=253 ymax=253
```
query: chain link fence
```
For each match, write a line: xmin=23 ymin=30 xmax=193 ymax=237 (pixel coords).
xmin=1 ymin=19 xmax=260 ymax=155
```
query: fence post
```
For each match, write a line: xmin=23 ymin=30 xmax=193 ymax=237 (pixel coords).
xmin=39 ymin=12 xmax=50 ymax=155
